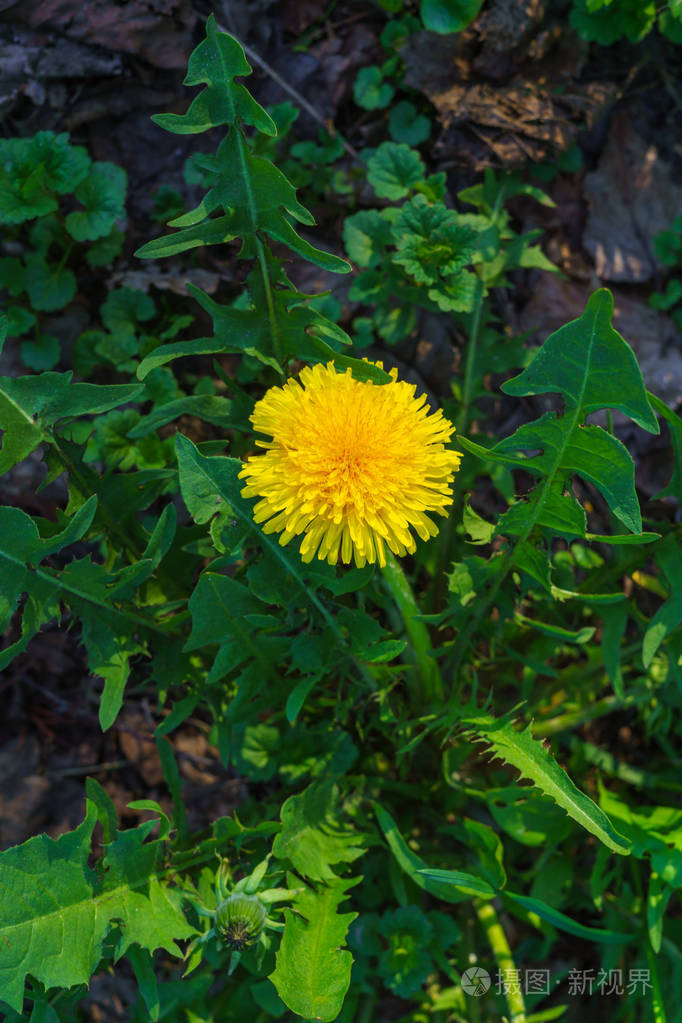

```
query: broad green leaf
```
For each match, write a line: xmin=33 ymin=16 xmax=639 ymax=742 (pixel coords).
xmin=421 ymin=0 xmax=485 ymax=33
xmin=185 ymin=571 xmax=276 ymax=681
xmin=463 ymin=715 xmax=631 ymax=853
xmin=154 ymin=15 xmax=276 ymax=137
xmin=343 ymin=210 xmax=393 ymax=268
xmin=24 ymin=254 xmax=76 ymax=312
xmin=270 ymin=875 xmax=358 ymax=1022
xmin=0 ymin=132 xmax=89 ymax=224
xmin=273 ymin=782 xmax=366 ymax=882
xmin=388 ymin=99 xmax=431 ymax=145
xmin=367 ymin=142 xmax=425 ymax=200
xmin=101 ymin=287 xmax=156 ymax=334
xmin=502 ymin=289 xmax=658 ymax=433
xmin=353 ymin=66 xmax=394 ymax=110
xmin=0 ymin=802 xmax=194 ymax=1012
xmin=0 ymin=370 xmax=142 ymax=472
xmin=65 ymin=162 xmax=127 ymax=241
xmin=494 ymin=413 xmax=643 ymax=534
xmin=373 ymin=803 xmax=495 ymax=900
xmin=20 ymin=334 xmax=61 ymax=371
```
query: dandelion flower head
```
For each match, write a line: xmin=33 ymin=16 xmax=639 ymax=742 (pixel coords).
xmin=239 ymin=362 xmax=461 ymax=567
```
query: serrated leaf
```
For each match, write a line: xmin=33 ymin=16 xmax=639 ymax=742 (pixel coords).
xmin=140 ymin=18 xmax=347 ymax=276
xmin=463 ymin=715 xmax=631 ymax=853
xmin=273 ymin=782 xmax=366 ymax=882
xmin=0 ymin=801 xmax=194 ymax=1012
xmin=155 ymin=15 xmax=276 ymax=137
xmin=468 ymin=414 xmax=643 ymax=534
xmin=0 ymin=132 xmax=89 ymax=225
xmin=101 ymin=287 xmax=156 ymax=334
xmin=270 ymin=876 xmax=358 ymax=1022
xmin=367 ymin=142 xmax=425 ymax=200
xmin=65 ymin=162 xmax=127 ymax=241
xmin=393 ymin=195 xmax=477 ymax=285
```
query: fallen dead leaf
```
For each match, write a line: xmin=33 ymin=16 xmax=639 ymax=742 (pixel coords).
xmin=583 ymin=111 xmax=682 ymax=283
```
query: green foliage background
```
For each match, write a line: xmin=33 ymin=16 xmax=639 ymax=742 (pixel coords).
xmin=1 ymin=9 xmax=682 ymax=1023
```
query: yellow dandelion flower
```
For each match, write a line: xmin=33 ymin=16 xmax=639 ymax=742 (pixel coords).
xmin=239 ymin=362 xmax=461 ymax=568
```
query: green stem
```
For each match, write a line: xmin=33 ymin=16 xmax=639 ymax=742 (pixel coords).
xmin=476 ymin=900 xmax=526 ymax=1023
xmin=255 ymin=235 xmax=285 ymax=371
xmin=381 ymin=551 xmax=443 ymax=705
xmin=431 ymin=282 xmax=485 ymax=612
xmin=646 ymin=935 xmax=668 ymax=1023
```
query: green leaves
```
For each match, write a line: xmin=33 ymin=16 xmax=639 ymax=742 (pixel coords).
xmin=273 ymin=782 xmax=366 ymax=882
xmin=65 ymin=162 xmax=127 ymax=241
xmin=354 ymin=66 xmax=394 ymax=110
xmin=136 ymin=17 xmax=347 ymax=277
xmin=270 ymin=876 xmax=358 ymax=1022
xmin=0 ymin=370 xmax=143 ymax=473
xmin=502 ymin=290 xmax=658 ymax=433
xmin=0 ymin=132 xmax=90 ymax=225
xmin=367 ymin=142 xmax=426 ymax=200
xmin=374 ymin=803 xmax=496 ymax=900
xmin=462 ymin=290 xmax=658 ymax=544
xmin=24 ymin=253 xmax=76 ymax=312
xmin=0 ymin=801 xmax=194 ymax=1012
xmin=463 ymin=714 xmax=631 ymax=854
xmin=420 ymin=0 xmax=485 ymax=33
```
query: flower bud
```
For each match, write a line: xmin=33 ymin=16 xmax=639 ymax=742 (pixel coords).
xmin=215 ymin=893 xmax=266 ymax=951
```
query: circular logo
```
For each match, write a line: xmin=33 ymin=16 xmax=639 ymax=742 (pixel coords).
xmin=461 ymin=966 xmax=491 ymax=996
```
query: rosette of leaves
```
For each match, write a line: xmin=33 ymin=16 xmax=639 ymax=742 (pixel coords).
xmin=377 ymin=905 xmax=434 ymax=998
xmin=0 ymin=131 xmax=126 ymax=370
xmin=393 ymin=195 xmax=479 ymax=311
